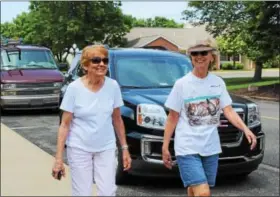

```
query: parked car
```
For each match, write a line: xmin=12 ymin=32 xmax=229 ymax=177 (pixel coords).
xmin=1 ymin=40 xmax=66 ymax=111
xmin=60 ymin=47 xmax=265 ymax=184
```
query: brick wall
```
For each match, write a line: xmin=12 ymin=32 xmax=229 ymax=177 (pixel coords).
xmin=146 ymin=37 xmax=179 ymax=52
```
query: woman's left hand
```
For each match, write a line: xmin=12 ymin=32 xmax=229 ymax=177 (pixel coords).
xmin=122 ymin=149 xmax=132 ymax=171
xmin=244 ymin=128 xmax=257 ymax=150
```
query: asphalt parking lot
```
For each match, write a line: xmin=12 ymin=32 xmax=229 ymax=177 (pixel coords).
xmin=1 ymin=99 xmax=279 ymax=196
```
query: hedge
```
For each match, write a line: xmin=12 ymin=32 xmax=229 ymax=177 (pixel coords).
xmin=221 ymin=62 xmax=244 ymax=70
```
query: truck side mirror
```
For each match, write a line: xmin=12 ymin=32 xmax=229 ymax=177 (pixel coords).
xmin=58 ymin=63 xmax=68 ymax=71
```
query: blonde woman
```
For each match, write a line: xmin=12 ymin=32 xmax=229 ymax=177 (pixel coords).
xmin=52 ymin=45 xmax=131 ymax=196
xmin=162 ymin=39 xmax=257 ymax=196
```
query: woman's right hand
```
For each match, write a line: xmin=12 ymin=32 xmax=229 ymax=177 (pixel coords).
xmin=162 ymin=146 xmax=173 ymax=170
xmin=52 ymin=159 xmax=65 ymax=180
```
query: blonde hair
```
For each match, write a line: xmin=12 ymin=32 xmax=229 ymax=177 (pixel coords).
xmin=209 ymin=53 xmax=218 ymax=70
xmin=80 ymin=45 xmax=108 ymax=69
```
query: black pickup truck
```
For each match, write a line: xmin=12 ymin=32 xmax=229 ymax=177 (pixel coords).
xmin=60 ymin=48 xmax=265 ymax=184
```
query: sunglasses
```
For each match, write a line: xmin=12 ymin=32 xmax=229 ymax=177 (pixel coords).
xmin=190 ymin=51 xmax=209 ymax=56
xmin=90 ymin=57 xmax=109 ymax=64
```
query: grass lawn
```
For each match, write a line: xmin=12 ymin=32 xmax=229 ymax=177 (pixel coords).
xmin=212 ymin=69 xmax=253 ymax=72
xmin=224 ymin=77 xmax=280 ymax=91
xmin=212 ymin=68 xmax=279 ymax=72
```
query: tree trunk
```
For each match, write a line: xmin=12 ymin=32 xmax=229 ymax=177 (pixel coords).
xmin=63 ymin=52 xmax=69 ymax=62
xmin=56 ymin=52 xmax=62 ymax=62
xmin=253 ymin=59 xmax=263 ymax=82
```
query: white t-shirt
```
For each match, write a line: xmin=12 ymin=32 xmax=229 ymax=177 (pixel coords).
xmin=60 ymin=77 xmax=124 ymax=152
xmin=165 ymin=72 xmax=232 ymax=156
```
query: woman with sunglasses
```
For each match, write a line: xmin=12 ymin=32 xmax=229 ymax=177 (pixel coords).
xmin=52 ymin=45 xmax=131 ymax=196
xmin=162 ymin=39 xmax=257 ymax=196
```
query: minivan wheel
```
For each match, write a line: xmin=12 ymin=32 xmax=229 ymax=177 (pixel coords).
xmin=115 ymin=143 xmax=129 ymax=185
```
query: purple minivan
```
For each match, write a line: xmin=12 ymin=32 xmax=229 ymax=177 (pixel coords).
xmin=1 ymin=42 xmax=65 ymax=110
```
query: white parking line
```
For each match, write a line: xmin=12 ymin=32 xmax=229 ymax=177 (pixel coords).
xmin=261 ymin=116 xmax=279 ymax=121
xmin=260 ymin=164 xmax=280 ymax=173
xmin=10 ymin=125 xmax=58 ymax=130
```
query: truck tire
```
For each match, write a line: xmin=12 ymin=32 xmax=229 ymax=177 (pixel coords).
xmin=115 ymin=141 xmax=129 ymax=185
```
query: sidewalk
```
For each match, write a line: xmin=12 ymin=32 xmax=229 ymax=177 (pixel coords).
xmin=1 ymin=123 xmax=96 ymax=196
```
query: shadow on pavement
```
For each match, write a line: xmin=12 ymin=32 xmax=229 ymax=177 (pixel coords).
xmin=215 ymin=175 xmax=249 ymax=187
xmin=1 ymin=109 xmax=59 ymax=116
xmin=120 ymin=174 xmax=250 ymax=189
xmin=120 ymin=175 xmax=183 ymax=188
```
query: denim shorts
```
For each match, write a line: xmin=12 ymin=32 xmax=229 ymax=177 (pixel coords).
xmin=176 ymin=154 xmax=219 ymax=188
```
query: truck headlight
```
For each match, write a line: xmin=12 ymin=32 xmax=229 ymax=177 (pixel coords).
xmin=137 ymin=104 xmax=167 ymax=130
xmin=1 ymin=91 xmax=17 ymax=96
xmin=247 ymin=103 xmax=261 ymax=127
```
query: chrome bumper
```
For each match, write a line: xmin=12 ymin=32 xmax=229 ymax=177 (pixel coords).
xmin=140 ymin=134 xmax=265 ymax=165
xmin=1 ymin=94 xmax=60 ymax=110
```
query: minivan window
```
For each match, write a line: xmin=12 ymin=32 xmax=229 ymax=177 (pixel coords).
xmin=115 ymin=56 xmax=192 ymax=88
xmin=1 ymin=49 xmax=58 ymax=70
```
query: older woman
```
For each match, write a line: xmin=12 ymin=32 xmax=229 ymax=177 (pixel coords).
xmin=52 ymin=45 xmax=131 ymax=196
xmin=162 ymin=39 xmax=257 ymax=197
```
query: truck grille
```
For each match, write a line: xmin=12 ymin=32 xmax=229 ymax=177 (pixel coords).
xmin=218 ymin=112 xmax=245 ymax=144
xmin=15 ymin=83 xmax=55 ymax=88
xmin=9 ymin=83 xmax=60 ymax=96
xmin=17 ymin=90 xmax=56 ymax=95
xmin=219 ymin=128 xmax=243 ymax=143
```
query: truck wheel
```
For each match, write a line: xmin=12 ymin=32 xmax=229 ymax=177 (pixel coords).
xmin=115 ymin=143 xmax=129 ymax=185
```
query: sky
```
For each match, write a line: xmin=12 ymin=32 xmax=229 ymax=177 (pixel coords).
xmin=1 ymin=1 xmax=188 ymax=24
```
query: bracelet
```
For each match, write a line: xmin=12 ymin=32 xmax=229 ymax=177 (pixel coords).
xmin=121 ymin=145 xmax=129 ymax=150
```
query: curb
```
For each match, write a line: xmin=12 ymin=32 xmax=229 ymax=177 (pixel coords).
xmin=245 ymin=96 xmax=279 ymax=102
xmin=231 ymin=93 xmax=279 ymax=102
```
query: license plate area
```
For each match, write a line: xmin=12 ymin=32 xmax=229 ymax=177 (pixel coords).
xmin=30 ymin=99 xmax=43 ymax=106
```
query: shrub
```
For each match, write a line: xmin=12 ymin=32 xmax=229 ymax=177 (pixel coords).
xmin=221 ymin=62 xmax=244 ymax=70
xmin=263 ymin=56 xmax=280 ymax=68
xmin=235 ymin=63 xmax=244 ymax=70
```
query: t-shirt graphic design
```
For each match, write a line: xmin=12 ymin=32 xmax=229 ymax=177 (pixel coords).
xmin=184 ymin=95 xmax=221 ymax=126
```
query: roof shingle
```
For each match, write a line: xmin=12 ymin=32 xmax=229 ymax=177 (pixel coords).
xmin=125 ymin=25 xmax=215 ymax=50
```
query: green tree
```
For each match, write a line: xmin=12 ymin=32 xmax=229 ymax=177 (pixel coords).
xmin=216 ymin=34 xmax=247 ymax=66
xmin=153 ymin=16 xmax=184 ymax=28
xmin=1 ymin=22 xmax=17 ymax=38
xmin=1 ymin=1 xmax=132 ymax=62
xmin=182 ymin=1 xmax=280 ymax=81
xmin=28 ymin=1 xmax=132 ymax=61
xmin=1 ymin=12 xmax=37 ymax=45
xmin=124 ymin=16 xmax=184 ymax=28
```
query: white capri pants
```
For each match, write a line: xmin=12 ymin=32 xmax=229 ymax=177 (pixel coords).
xmin=66 ymin=146 xmax=117 ymax=196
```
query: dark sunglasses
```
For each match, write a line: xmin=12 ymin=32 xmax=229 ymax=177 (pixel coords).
xmin=90 ymin=57 xmax=109 ymax=64
xmin=190 ymin=51 xmax=209 ymax=56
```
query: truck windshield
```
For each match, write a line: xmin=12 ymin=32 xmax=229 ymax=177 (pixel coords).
xmin=115 ymin=56 xmax=192 ymax=88
xmin=1 ymin=49 xmax=58 ymax=70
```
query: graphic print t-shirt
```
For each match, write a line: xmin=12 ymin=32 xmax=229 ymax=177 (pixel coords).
xmin=165 ymin=72 xmax=232 ymax=156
